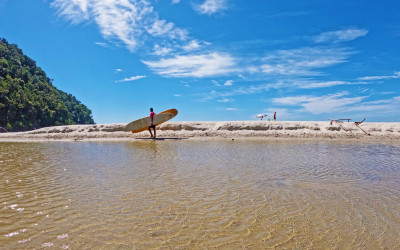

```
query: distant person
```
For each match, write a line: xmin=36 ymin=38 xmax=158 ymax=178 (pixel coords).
xmin=274 ymin=112 xmax=276 ymax=121
xmin=148 ymin=108 xmax=156 ymax=138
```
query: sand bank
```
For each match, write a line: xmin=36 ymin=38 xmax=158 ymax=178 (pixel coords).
xmin=1 ymin=121 xmax=400 ymax=142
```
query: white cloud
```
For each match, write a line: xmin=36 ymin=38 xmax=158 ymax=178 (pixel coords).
xmin=115 ymin=75 xmax=146 ymax=82
xmin=183 ymin=40 xmax=210 ymax=52
xmin=223 ymin=80 xmax=233 ymax=86
xmin=260 ymin=47 xmax=352 ymax=76
xmin=357 ymin=71 xmax=400 ymax=81
xmin=146 ymin=19 xmax=175 ymax=36
xmin=380 ymin=91 xmax=396 ymax=95
xmin=172 ymin=0 xmax=180 ymax=4
xmin=52 ymin=0 xmax=91 ymax=24
xmin=304 ymin=96 xmax=362 ymax=114
xmin=217 ymin=98 xmax=233 ymax=102
xmin=203 ymin=77 xmax=363 ymax=103
xmin=296 ymin=80 xmax=354 ymax=89
xmin=114 ymin=68 xmax=123 ymax=73
xmin=152 ymin=44 xmax=172 ymax=56
xmin=51 ymin=0 xmax=188 ymax=52
xmin=212 ymin=79 xmax=233 ymax=87
xmin=94 ymin=41 xmax=108 ymax=47
xmin=345 ymin=96 xmax=400 ymax=114
xmin=198 ymin=80 xmax=281 ymax=103
xmin=195 ymin=0 xmax=227 ymax=15
xmin=146 ymin=19 xmax=187 ymax=39
xmin=183 ymin=40 xmax=201 ymax=51
xmin=217 ymin=82 xmax=284 ymax=98
xmin=266 ymin=95 xmax=400 ymax=119
xmin=142 ymin=52 xmax=237 ymax=78
xmin=314 ymin=28 xmax=368 ymax=43
xmin=273 ymin=92 xmax=366 ymax=114
xmin=174 ymin=94 xmax=181 ymax=97
xmin=217 ymin=107 xmax=238 ymax=111
xmin=274 ymin=95 xmax=316 ymax=105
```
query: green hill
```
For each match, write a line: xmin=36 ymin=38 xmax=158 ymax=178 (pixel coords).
xmin=0 ymin=38 xmax=94 ymax=131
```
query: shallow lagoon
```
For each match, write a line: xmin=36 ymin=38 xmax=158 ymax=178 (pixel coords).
xmin=1 ymin=140 xmax=400 ymax=248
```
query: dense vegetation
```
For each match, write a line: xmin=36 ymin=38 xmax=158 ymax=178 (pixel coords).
xmin=0 ymin=38 xmax=94 ymax=131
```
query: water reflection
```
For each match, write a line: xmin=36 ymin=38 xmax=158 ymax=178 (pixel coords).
xmin=1 ymin=140 xmax=400 ymax=248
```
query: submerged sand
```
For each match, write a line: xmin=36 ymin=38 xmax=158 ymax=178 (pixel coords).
xmin=0 ymin=121 xmax=400 ymax=142
xmin=2 ymin=140 xmax=399 ymax=248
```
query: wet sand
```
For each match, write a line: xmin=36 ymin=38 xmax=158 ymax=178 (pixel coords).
xmin=0 ymin=121 xmax=400 ymax=142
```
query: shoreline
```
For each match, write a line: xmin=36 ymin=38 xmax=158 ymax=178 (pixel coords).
xmin=1 ymin=121 xmax=400 ymax=142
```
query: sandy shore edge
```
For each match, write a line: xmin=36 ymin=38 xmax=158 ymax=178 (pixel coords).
xmin=0 ymin=121 xmax=400 ymax=142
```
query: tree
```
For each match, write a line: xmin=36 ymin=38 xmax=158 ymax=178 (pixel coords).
xmin=0 ymin=37 xmax=95 ymax=131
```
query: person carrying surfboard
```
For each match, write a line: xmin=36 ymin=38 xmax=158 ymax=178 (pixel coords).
xmin=148 ymin=108 xmax=156 ymax=138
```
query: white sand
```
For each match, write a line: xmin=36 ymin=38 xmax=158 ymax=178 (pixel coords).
xmin=1 ymin=121 xmax=400 ymax=142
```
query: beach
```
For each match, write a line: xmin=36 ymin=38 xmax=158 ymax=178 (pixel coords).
xmin=0 ymin=121 xmax=400 ymax=142
xmin=2 ymin=122 xmax=400 ymax=248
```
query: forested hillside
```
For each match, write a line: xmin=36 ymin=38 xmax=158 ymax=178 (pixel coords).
xmin=0 ymin=38 xmax=94 ymax=131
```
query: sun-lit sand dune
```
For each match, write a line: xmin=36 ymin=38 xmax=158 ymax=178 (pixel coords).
xmin=1 ymin=121 xmax=400 ymax=141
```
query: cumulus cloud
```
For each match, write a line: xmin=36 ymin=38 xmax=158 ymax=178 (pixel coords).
xmin=194 ymin=0 xmax=227 ymax=15
xmin=51 ymin=0 xmax=188 ymax=51
xmin=115 ymin=75 xmax=146 ymax=82
xmin=314 ymin=28 xmax=368 ymax=43
xmin=142 ymin=52 xmax=237 ymax=78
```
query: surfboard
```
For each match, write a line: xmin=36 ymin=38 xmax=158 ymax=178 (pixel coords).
xmin=125 ymin=109 xmax=178 ymax=133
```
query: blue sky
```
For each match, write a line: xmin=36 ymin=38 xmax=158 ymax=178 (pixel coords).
xmin=1 ymin=0 xmax=400 ymax=123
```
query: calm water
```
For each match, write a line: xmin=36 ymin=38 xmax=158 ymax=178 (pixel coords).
xmin=1 ymin=140 xmax=400 ymax=249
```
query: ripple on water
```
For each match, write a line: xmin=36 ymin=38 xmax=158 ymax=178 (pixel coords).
xmin=0 ymin=141 xmax=399 ymax=248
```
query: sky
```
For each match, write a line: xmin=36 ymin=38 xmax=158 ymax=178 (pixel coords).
xmin=1 ymin=0 xmax=400 ymax=123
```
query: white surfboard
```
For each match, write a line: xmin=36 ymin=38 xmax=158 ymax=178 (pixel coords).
xmin=125 ymin=109 xmax=178 ymax=133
